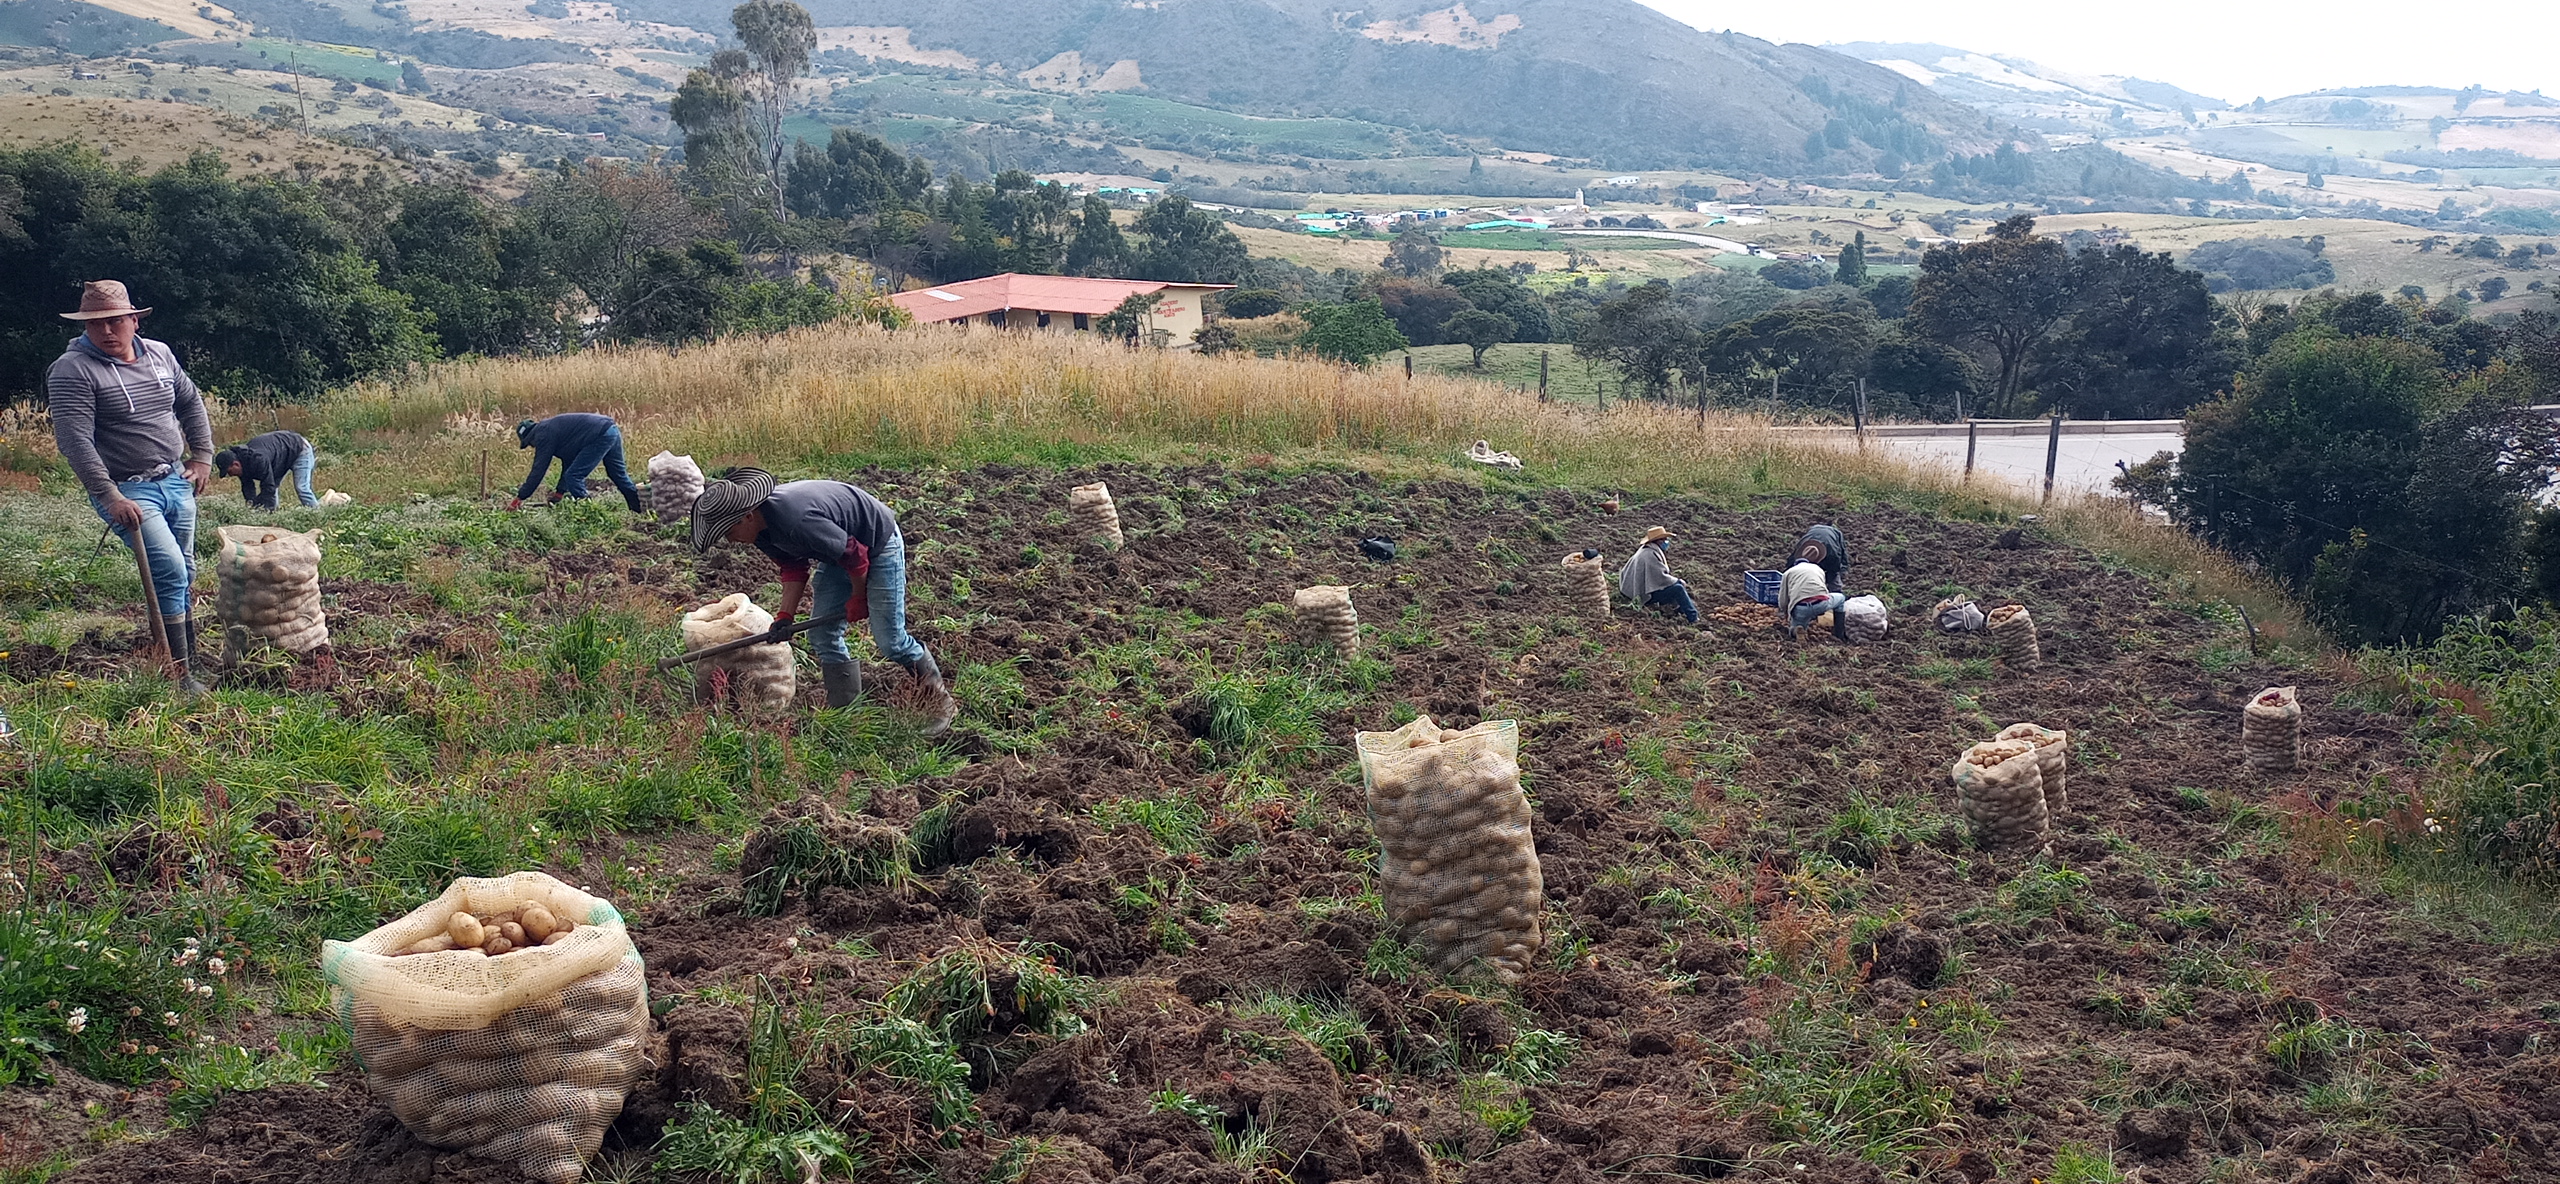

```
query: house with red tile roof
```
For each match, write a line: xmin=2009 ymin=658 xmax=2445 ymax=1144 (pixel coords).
xmin=889 ymin=273 xmax=1233 ymax=348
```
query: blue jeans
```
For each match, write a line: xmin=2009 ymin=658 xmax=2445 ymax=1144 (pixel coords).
xmin=290 ymin=444 xmax=319 ymax=507
xmin=807 ymin=533 xmax=927 ymax=668
xmin=1644 ymin=582 xmax=1698 ymax=623
xmin=89 ymin=473 xmax=198 ymax=618
xmin=1790 ymin=593 xmax=1847 ymax=631
xmin=558 ymin=425 xmax=638 ymax=501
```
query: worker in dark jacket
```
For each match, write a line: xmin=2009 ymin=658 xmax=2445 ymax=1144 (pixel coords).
xmin=688 ymin=467 xmax=956 ymax=734
xmin=509 ymin=413 xmax=642 ymax=512
xmin=212 ymin=430 xmax=317 ymax=510
xmin=1792 ymin=524 xmax=1849 ymax=593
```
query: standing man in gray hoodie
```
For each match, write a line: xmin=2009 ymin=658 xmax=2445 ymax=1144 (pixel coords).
xmin=48 ymin=280 xmax=214 ymax=694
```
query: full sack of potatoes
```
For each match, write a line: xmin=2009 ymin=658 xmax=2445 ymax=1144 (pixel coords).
xmin=1558 ymin=551 xmax=1609 ymax=617
xmin=1295 ymin=584 xmax=1360 ymax=655
xmin=646 ymin=451 xmax=705 ymax=526
xmin=321 ymin=872 xmax=648 ymax=1184
xmin=214 ymin=525 xmax=328 ymax=662
xmin=1952 ymin=738 xmax=2048 ymax=851
xmin=1993 ymin=723 xmax=2069 ymax=816
xmin=1358 ymin=715 xmax=1543 ymax=981
xmin=1987 ymin=604 xmax=2039 ymax=671
xmin=1066 ymin=481 xmax=1124 ymax=548
xmin=682 ymin=593 xmax=795 ymax=712
xmin=2241 ymin=685 xmax=2300 ymax=773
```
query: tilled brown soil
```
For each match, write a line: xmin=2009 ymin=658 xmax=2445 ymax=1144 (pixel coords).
xmin=41 ymin=463 xmax=2560 ymax=1184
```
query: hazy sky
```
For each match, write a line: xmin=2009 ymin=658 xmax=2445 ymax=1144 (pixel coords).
xmin=1631 ymin=0 xmax=2554 ymax=104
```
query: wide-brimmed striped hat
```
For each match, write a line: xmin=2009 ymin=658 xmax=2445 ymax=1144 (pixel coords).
xmin=689 ymin=466 xmax=776 ymax=552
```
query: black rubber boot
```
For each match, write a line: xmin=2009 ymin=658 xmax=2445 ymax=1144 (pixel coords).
xmin=1832 ymin=614 xmax=1852 ymax=642
xmin=902 ymin=651 xmax=957 ymax=737
xmin=621 ymin=486 xmax=645 ymax=514
xmin=167 ymin=615 xmax=206 ymax=697
xmin=821 ymin=661 xmax=863 ymax=709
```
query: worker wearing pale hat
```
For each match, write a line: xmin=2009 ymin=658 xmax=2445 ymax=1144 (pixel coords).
xmin=48 ymin=280 xmax=212 ymax=694
xmin=1617 ymin=525 xmax=1699 ymax=625
xmin=688 ymin=467 xmax=956 ymax=734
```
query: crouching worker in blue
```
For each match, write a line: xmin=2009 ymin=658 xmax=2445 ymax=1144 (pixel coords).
xmin=509 ymin=413 xmax=643 ymax=513
xmin=49 ymin=280 xmax=212 ymax=695
xmin=1619 ymin=525 xmax=1700 ymax=625
xmin=689 ymin=467 xmax=957 ymax=735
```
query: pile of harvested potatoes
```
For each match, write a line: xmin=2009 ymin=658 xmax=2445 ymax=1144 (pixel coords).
xmin=395 ymin=903 xmax=581 ymax=957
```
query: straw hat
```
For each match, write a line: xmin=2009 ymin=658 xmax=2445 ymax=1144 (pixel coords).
xmin=689 ymin=466 xmax=777 ymax=552
xmin=61 ymin=279 xmax=151 ymax=321
xmin=1641 ymin=526 xmax=1677 ymax=544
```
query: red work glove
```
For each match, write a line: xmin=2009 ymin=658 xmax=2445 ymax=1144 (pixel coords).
xmin=761 ymin=614 xmax=796 ymax=644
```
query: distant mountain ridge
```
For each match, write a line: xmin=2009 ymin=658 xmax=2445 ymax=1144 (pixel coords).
xmin=611 ymin=0 xmax=2009 ymax=171
xmin=1828 ymin=41 xmax=2225 ymax=135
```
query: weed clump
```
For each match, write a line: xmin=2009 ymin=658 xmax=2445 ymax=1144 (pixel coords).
xmin=738 ymin=795 xmax=909 ymax=916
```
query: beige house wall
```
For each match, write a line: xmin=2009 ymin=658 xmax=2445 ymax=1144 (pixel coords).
xmin=959 ymin=284 xmax=1222 ymax=347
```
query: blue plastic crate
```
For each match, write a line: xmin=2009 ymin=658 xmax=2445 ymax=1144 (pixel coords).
xmin=1743 ymin=570 xmax=1782 ymax=606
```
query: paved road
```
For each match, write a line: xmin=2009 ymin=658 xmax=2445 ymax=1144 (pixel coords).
xmin=1823 ymin=431 xmax=2186 ymax=497
xmin=1888 ymin=432 xmax=2182 ymax=495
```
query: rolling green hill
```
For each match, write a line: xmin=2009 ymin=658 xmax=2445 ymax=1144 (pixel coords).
xmin=610 ymin=0 xmax=2008 ymax=173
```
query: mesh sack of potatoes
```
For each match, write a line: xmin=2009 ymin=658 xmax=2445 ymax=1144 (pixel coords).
xmin=2241 ymin=685 xmax=2301 ymax=773
xmin=1358 ymin=715 xmax=1544 ymax=981
xmin=1557 ymin=551 xmax=1610 ymax=617
xmin=682 ymin=593 xmax=796 ymax=712
xmin=646 ymin=451 xmax=705 ymax=526
xmin=214 ymin=525 xmax=329 ymax=662
xmin=1066 ymin=481 xmax=1125 ymax=548
xmin=321 ymin=872 xmax=648 ymax=1184
xmin=1951 ymin=738 xmax=2048 ymax=850
xmin=1987 ymin=604 xmax=2040 ymax=671
xmin=1992 ymin=723 xmax=2069 ymax=816
xmin=1841 ymin=595 xmax=1890 ymax=644
xmin=1294 ymin=584 xmax=1361 ymax=655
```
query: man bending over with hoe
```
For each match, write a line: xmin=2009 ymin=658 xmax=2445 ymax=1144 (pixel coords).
xmin=509 ymin=413 xmax=643 ymax=513
xmin=689 ymin=467 xmax=958 ymax=735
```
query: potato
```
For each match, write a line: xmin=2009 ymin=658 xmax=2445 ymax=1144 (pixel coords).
xmin=520 ymin=904 xmax=558 ymax=942
xmin=483 ymin=936 xmax=514 ymax=956
xmin=499 ymin=922 xmax=527 ymax=947
xmin=400 ymin=934 xmax=456 ymax=956
xmin=449 ymin=912 xmax=485 ymax=948
xmin=541 ymin=927 xmax=575 ymax=946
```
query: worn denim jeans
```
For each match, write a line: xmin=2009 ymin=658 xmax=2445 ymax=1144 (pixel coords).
xmin=558 ymin=424 xmax=639 ymax=501
xmin=290 ymin=443 xmax=319 ymax=507
xmin=88 ymin=472 xmax=197 ymax=618
xmin=807 ymin=533 xmax=927 ymax=668
xmin=1644 ymin=582 xmax=1698 ymax=624
xmin=1789 ymin=592 xmax=1848 ymax=631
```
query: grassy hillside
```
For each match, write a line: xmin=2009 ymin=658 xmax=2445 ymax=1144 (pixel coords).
xmin=8 ymin=326 xmax=2558 ymax=1184
xmin=0 ymin=91 xmax=409 ymax=175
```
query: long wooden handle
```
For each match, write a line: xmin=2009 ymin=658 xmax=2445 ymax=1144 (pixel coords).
xmin=654 ymin=613 xmax=837 ymax=672
xmin=126 ymin=531 xmax=170 ymax=675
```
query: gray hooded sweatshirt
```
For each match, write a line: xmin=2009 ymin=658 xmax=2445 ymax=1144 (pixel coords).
xmin=48 ymin=334 xmax=212 ymax=502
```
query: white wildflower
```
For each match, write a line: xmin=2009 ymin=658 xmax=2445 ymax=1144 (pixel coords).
xmin=66 ymin=1008 xmax=87 ymax=1034
xmin=206 ymin=957 xmax=227 ymax=976
xmin=162 ymin=1011 xmax=179 ymax=1025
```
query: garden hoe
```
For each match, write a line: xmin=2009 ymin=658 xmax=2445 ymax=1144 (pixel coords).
xmin=654 ymin=612 xmax=841 ymax=673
